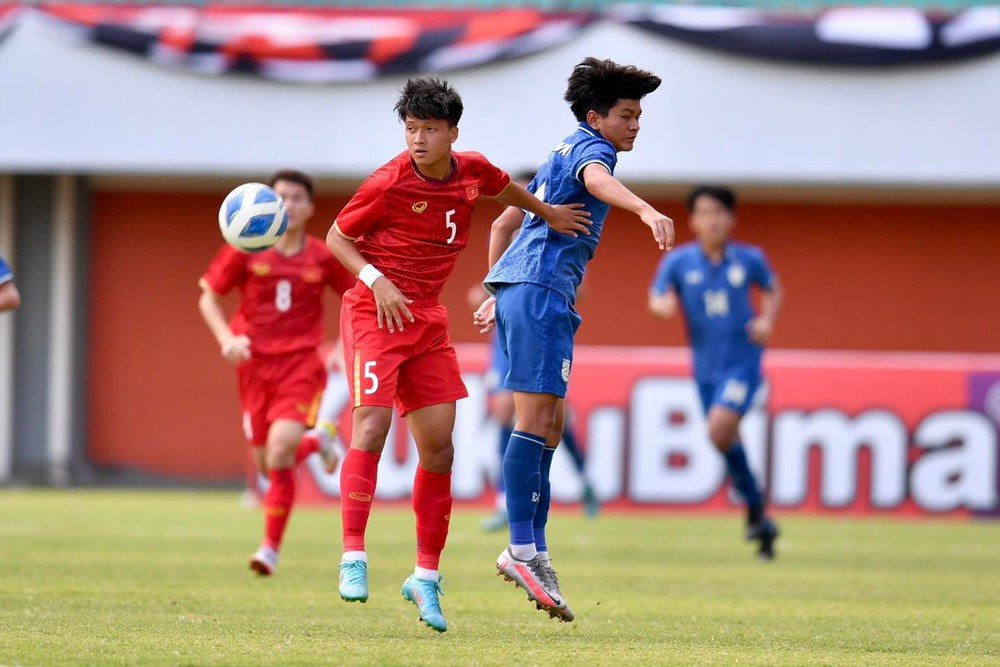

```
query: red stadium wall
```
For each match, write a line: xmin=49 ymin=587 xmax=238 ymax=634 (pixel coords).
xmin=85 ymin=190 xmax=1000 ymax=480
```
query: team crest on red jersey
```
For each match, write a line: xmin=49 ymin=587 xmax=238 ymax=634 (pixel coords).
xmin=412 ymin=201 xmax=428 ymax=213
xmin=466 ymin=184 xmax=479 ymax=201
xmin=302 ymin=266 xmax=323 ymax=283
xmin=251 ymin=262 xmax=271 ymax=276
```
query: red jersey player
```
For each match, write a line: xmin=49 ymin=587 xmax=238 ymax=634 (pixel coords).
xmin=326 ymin=77 xmax=591 ymax=632
xmin=199 ymin=169 xmax=356 ymax=576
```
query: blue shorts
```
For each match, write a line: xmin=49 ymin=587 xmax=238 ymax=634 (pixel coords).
xmin=495 ymin=282 xmax=581 ymax=398
xmin=697 ymin=366 xmax=762 ymax=416
xmin=484 ymin=331 xmax=511 ymax=394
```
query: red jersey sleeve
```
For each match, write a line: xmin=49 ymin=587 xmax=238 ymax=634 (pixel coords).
xmin=335 ymin=170 xmax=391 ymax=240
xmin=466 ymin=152 xmax=511 ymax=197
xmin=201 ymin=245 xmax=246 ymax=295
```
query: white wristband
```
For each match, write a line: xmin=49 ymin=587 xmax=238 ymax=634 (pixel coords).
xmin=358 ymin=264 xmax=383 ymax=289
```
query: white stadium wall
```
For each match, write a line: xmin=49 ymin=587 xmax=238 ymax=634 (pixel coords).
xmin=2 ymin=12 xmax=1000 ymax=186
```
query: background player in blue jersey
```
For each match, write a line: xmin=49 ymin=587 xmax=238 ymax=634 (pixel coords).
xmin=0 ymin=255 xmax=20 ymax=313
xmin=649 ymin=185 xmax=783 ymax=559
xmin=475 ymin=57 xmax=673 ymax=621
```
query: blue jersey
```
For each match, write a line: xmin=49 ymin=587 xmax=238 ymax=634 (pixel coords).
xmin=485 ymin=122 xmax=618 ymax=304
xmin=0 ymin=255 xmax=12 ymax=286
xmin=651 ymin=242 xmax=775 ymax=381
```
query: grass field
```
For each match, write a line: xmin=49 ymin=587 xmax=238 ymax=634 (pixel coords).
xmin=1 ymin=490 xmax=998 ymax=666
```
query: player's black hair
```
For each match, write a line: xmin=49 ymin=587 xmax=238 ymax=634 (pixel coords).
xmin=394 ymin=77 xmax=464 ymax=127
xmin=686 ymin=185 xmax=737 ymax=213
xmin=564 ymin=57 xmax=662 ymax=122
xmin=269 ymin=169 xmax=314 ymax=200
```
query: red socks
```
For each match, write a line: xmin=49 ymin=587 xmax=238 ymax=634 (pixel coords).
xmin=340 ymin=448 xmax=380 ymax=552
xmin=295 ymin=432 xmax=319 ymax=465
xmin=263 ymin=467 xmax=295 ymax=551
xmin=413 ymin=467 xmax=452 ymax=570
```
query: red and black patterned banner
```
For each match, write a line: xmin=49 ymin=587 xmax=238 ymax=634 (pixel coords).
xmin=612 ymin=5 xmax=1000 ymax=67
xmin=5 ymin=4 xmax=1000 ymax=80
xmin=32 ymin=4 xmax=597 ymax=81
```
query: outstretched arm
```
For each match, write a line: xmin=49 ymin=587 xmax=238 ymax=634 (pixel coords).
xmin=747 ymin=275 xmax=783 ymax=344
xmin=488 ymin=205 xmax=525 ymax=270
xmin=582 ymin=164 xmax=674 ymax=250
xmin=648 ymin=289 xmax=679 ymax=319
xmin=197 ymin=283 xmax=250 ymax=364
xmin=492 ymin=181 xmax=591 ymax=238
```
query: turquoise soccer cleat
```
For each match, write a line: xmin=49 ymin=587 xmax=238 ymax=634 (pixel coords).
xmin=339 ymin=559 xmax=369 ymax=603
xmin=401 ymin=575 xmax=448 ymax=633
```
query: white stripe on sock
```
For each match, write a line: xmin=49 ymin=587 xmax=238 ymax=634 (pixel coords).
xmin=511 ymin=432 xmax=546 ymax=447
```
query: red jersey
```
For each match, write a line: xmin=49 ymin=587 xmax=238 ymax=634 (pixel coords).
xmin=335 ymin=150 xmax=510 ymax=303
xmin=201 ymin=236 xmax=356 ymax=356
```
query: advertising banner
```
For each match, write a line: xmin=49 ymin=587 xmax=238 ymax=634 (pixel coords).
xmin=296 ymin=345 xmax=1000 ymax=517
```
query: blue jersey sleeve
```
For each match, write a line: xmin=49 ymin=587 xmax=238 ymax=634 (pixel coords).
xmin=572 ymin=139 xmax=617 ymax=184
xmin=0 ymin=255 xmax=12 ymax=285
xmin=650 ymin=251 xmax=679 ymax=295
xmin=746 ymin=247 xmax=775 ymax=289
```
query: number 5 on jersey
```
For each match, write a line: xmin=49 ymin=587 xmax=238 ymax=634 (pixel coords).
xmin=354 ymin=355 xmax=379 ymax=406
xmin=445 ymin=209 xmax=456 ymax=244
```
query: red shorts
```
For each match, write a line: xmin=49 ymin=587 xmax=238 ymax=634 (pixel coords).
xmin=237 ymin=348 xmax=326 ymax=446
xmin=341 ymin=291 xmax=467 ymax=416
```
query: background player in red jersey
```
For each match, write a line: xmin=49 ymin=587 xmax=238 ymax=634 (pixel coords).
xmin=326 ymin=77 xmax=590 ymax=633
xmin=199 ymin=169 xmax=356 ymax=576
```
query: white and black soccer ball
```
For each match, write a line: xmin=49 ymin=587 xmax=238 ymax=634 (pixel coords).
xmin=218 ymin=183 xmax=288 ymax=253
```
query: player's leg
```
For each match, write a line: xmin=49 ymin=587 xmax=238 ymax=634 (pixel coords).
xmin=706 ymin=373 xmax=778 ymax=559
xmin=492 ymin=282 xmax=577 ymax=617
xmin=534 ymin=398 xmax=563 ymax=567
xmin=298 ymin=368 xmax=349 ymax=474
xmin=400 ymin=401 xmax=455 ymax=632
xmin=337 ymin=405 xmax=393 ymax=602
xmin=560 ymin=408 xmax=598 ymax=517
xmin=482 ymin=389 xmax=515 ymax=532
xmin=238 ymin=360 xmax=283 ymax=573
xmin=532 ymin=399 xmax=574 ymax=622
xmin=248 ymin=417 xmax=305 ymax=575
xmin=393 ymin=312 xmax=468 ymax=632
xmin=337 ymin=298 xmax=407 ymax=602
xmin=249 ymin=351 xmax=331 ymax=574
xmin=495 ymin=390 xmax=567 ymax=613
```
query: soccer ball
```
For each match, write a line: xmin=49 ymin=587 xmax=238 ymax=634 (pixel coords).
xmin=218 ymin=183 xmax=288 ymax=253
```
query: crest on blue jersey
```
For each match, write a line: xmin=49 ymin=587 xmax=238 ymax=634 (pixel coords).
xmin=727 ymin=264 xmax=746 ymax=288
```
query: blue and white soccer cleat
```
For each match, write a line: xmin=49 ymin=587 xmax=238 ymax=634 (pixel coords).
xmin=401 ymin=575 xmax=448 ymax=633
xmin=339 ymin=559 xmax=369 ymax=603
xmin=249 ymin=545 xmax=278 ymax=576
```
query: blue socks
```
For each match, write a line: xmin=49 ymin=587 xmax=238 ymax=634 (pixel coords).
xmin=496 ymin=424 xmax=514 ymax=494
xmin=560 ymin=425 xmax=586 ymax=474
xmin=724 ymin=443 xmax=762 ymax=512
xmin=533 ymin=447 xmax=556 ymax=553
xmin=503 ymin=430 xmax=545 ymax=546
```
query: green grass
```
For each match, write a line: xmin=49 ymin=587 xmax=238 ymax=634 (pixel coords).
xmin=1 ymin=490 xmax=998 ymax=666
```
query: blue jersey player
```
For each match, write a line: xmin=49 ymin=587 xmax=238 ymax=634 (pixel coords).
xmin=475 ymin=58 xmax=673 ymax=621
xmin=649 ymin=185 xmax=783 ymax=559
xmin=0 ymin=255 xmax=20 ymax=313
